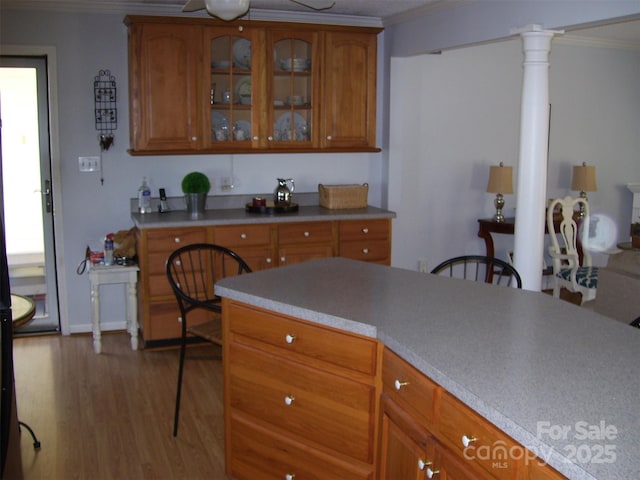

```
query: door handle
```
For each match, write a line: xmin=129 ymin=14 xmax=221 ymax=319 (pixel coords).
xmin=41 ymin=179 xmax=52 ymax=213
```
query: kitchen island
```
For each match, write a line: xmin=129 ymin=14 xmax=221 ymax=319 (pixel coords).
xmin=217 ymin=257 xmax=639 ymax=480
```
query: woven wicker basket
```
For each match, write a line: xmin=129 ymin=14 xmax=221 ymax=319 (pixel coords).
xmin=318 ymin=183 xmax=368 ymax=209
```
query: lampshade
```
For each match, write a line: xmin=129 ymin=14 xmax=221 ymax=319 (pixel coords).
xmin=571 ymin=163 xmax=597 ymax=192
xmin=205 ymin=0 xmax=250 ymax=20
xmin=486 ymin=163 xmax=514 ymax=194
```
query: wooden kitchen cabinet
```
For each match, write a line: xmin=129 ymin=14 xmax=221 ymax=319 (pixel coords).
xmin=126 ymin=21 xmax=201 ymax=152
xmin=125 ymin=15 xmax=381 ymax=155
xmin=136 ymin=226 xmax=211 ymax=345
xmin=213 ymin=223 xmax=276 ymax=271
xmin=277 ymin=221 xmax=335 ymax=266
xmin=224 ymin=300 xmax=381 ymax=479
xmin=205 ymin=26 xmax=263 ymax=150
xmin=135 ymin=217 xmax=390 ymax=346
xmin=322 ymin=31 xmax=378 ymax=149
xmin=378 ymin=347 xmax=567 ymax=480
xmin=339 ymin=218 xmax=391 ymax=264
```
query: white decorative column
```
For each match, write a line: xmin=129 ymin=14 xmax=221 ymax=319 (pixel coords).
xmin=512 ymin=25 xmax=561 ymax=292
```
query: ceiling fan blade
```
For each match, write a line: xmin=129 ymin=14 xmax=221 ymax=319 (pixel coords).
xmin=183 ymin=0 xmax=206 ymax=12
xmin=290 ymin=0 xmax=336 ymax=11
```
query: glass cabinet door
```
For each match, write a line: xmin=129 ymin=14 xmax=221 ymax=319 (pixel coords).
xmin=269 ymin=32 xmax=318 ymax=147
xmin=206 ymin=29 xmax=254 ymax=148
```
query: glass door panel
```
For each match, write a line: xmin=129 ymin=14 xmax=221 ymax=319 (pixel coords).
xmin=208 ymin=32 xmax=253 ymax=147
xmin=271 ymin=36 xmax=314 ymax=145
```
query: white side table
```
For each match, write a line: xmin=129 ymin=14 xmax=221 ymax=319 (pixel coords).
xmin=89 ymin=264 xmax=139 ymax=354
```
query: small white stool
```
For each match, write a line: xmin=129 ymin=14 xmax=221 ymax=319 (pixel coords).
xmin=89 ymin=264 xmax=139 ymax=354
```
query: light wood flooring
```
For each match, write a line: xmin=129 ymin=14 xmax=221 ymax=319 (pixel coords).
xmin=12 ymin=332 xmax=231 ymax=480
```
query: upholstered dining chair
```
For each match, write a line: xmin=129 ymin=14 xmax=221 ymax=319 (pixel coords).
xmin=166 ymin=243 xmax=252 ymax=436
xmin=547 ymin=196 xmax=598 ymax=304
xmin=430 ymin=255 xmax=522 ymax=288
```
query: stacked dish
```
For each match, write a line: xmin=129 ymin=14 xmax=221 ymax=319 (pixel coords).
xmin=280 ymin=58 xmax=310 ymax=72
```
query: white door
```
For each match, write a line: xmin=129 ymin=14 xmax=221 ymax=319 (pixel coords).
xmin=0 ymin=56 xmax=60 ymax=333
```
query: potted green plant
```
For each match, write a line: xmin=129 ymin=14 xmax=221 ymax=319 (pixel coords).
xmin=181 ymin=172 xmax=211 ymax=218
xmin=631 ymin=221 xmax=640 ymax=249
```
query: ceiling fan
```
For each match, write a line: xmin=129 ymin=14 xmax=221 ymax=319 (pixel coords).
xmin=183 ymin=0 xmax=336 ymax=21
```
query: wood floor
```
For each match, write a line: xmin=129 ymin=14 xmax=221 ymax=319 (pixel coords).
xmin=12 ymin=332 xmax=231 ymax=480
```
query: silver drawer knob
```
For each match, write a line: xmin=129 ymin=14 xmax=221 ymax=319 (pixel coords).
xmin=303 ymin=231 xmax=310 ymax=237
xmin=394 ymin=379 xmax=408 ymax=390
xmin=285 ymin=334 xmax=296 ymax=344
xmin=426 ymin=467 xmax=440 ymax=478
xmin=284 ymin=395 xmax=295 ymax=406
xmin=362 ymin=248 xmax=369 ymax=254
xmin=362 ymin=228 xmax=369 ymax=234
xmin=174 ymin=237 xmax=181 ymax=243
xmin=240 ymin=233 xmax=247 ymax=239
xmin=461 ymin=435 xmax=477 ymax=448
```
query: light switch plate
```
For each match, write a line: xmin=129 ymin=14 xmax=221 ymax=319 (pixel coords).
xmin=79 ymin=156 xmax=100 ymax=172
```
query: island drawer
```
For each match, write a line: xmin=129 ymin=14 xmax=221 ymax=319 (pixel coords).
xmin=382 ymin=348 xmax=440 ymax=426
xmin=438 ymin=391 xmax=523 ymax=479
xmin=229 ymin=412 xmax=373 ymax=480
xmin=227 ymin=301 xmax=378 ymax=377
xmin=228 ymin=342 xmax=376 ymax=463
xmin=214 ymin=224 xmax=273 ymax=247
xmin=277 ymin=221 xmax=334 ymax=245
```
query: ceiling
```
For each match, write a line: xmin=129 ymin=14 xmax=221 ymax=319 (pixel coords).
xmin=4 ymin=0 xmax=640 ymax=46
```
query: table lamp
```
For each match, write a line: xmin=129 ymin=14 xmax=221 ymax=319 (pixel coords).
xmin=571 ymin=162 xmax=597 ymax=218
xmin=486 ymin=162 xmax=513 ymax=223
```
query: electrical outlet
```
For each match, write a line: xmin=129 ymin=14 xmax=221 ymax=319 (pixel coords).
xmin=78 ymin=156 xmax=100 ymax=172
xmin=418 ymin=260 xmax=428 ymax=273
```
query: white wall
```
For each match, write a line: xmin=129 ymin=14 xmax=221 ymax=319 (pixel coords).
xmin=388 ymin=36 xmax=640 ymax=273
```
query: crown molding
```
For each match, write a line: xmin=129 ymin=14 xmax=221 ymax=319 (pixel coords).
xmin=556 ymin=33 xmax=640 ymax=51
xmin=383 ymin=0 xmax=472 ymax=27
xmin=0 ymin=0 xmax=383 ymax=27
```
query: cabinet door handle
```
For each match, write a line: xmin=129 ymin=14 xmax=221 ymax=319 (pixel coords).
xmin=280 ymin=256 xmax=286 ymax=262
xmin=303 ymin=231 xmax=310 ymax=237
xmin=284 ymin=395 xmax=295 ymax=406
xmin=285 ymin=334 xmax=296 ymax=344
xmin=191 ymin=136 xmax=197 ymax=141
xmin=461 ymin=435 xmax=477 ymax=448
xmin=362 ymin=227 xmax=369 ymax=234
xmin=175 ymin=260 xmax=182 ymax=266
xmin=426 ymin=467 xmax=440 ymax=478
xmin=362 ymin=248 xmax=369 ymax=254
xmin=252 ymin=135 xmax=259 ymax=141
xmin=240 ymin=233 xmax=247 ymax=239
xmin=266 ymin=258 xmax=272 ymax=263
xmin=285 ymin=474 xmax=295 ymax=480
xmin=174 ymin=237 xmax=181 ymax=243
xmin=417 ymin=459 xmax=431 ymax=470
xmin=394 ymin=379 xmax=409 ymax=390
xmin=326 ymin=135 xmax=332 ymax=140
xmin=268 ymin=136 xmax=274 ymax=141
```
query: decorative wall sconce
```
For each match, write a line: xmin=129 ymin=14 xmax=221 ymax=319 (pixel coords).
xmin=571 ymin=162 xmax=597 ymax=218
xmin=486 ymin=162 xmax=514 ymax=223
xmin=94 ymin=70 xmax=117 ymax=185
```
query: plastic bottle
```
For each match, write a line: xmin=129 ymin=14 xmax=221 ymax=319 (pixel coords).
xmin=104 ymin=233 xmax=114 ymax=266
xmin=138 ymin=177 xmax=152 ymax=214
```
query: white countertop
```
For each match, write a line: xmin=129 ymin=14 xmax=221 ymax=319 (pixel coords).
xmin=131 ymin=204 xmax=394 ymax=229
xmin=216 ymin=257 xmax=640 ymax=480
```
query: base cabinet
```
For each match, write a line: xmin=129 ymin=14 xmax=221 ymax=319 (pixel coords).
xmin=223 ymin=300 xmax=381 ymax=480
xmin=136 ymin=217 xmax=391 ymax=347
xmin=378 ymin=348 xmax=567 ymax=480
